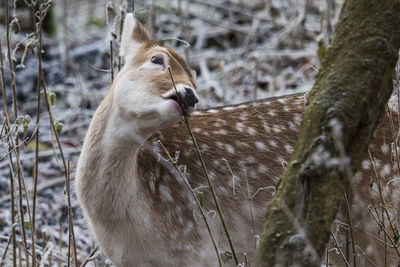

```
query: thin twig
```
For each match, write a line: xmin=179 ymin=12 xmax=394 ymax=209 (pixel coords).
xmin=386 ymin=106 xmax=400 ymax=178
xmin=325 ymin=246 xmax=329 ymax=267
xmin=0 ymin=35 xmax=16 ymax=267
xmin=158 ymin=141 xmax=222 ymax=267
xmin=167 ymin=66 xmax=239 ymax=265
xmin=0 ymin=224 xmax=18 ymax=266
xmin=0 ymin=133 xmax=33 ymax=161
xmin=31 ymin=6 xmax=44 ymax=259
xmin=0 ymin=120 xmax=6 ymax=138
xmin=334 ymin=216 xmax=394 ymax=248
xmin=118 ymin=10 xmax=125 ymax=71
xmin=368 ymin=150 xmax=400 ymax=257
xmin=80 ymin=247 xmax=98 ymax=267
xmin=39 ymin=50 xmax=76 ymax=266
xmin=330 ymin=232 xmax=351 ymax=267
xmin=87 ymin=64 xmax=111 ymax=73
xmin=344 ymin=193 xmax=356 ymax=267
xmin=5 ymin=0 xmax=18 ymax=119
xmin=245 ymin=172 xmax=257 ymax=250
xmin=110 ymin=40 xmax=114 ymax=82
xmin=5 ymin=0 xmax=31 ymax=264
xmin=367 ymin=205 xmax=400 ymax=254
xmin=66 ymin=161 xmax=78 ymax=267
xmin=382 ymin=206 xmax=387 ymax=267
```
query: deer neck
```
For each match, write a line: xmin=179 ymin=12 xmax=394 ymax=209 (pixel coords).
xmin=77 ymin=91 xmax=152 ymax=220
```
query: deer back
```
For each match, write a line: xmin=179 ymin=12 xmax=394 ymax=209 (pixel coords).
xmin=139 ymin=93 xmax=400 ymax=266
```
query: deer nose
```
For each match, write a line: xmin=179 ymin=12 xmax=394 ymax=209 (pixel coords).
xmin=183 ymin=87 xmax=199 ymax=108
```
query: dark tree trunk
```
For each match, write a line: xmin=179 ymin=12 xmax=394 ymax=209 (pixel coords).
xmin=254 ymin=0 xmax=400 ymax=266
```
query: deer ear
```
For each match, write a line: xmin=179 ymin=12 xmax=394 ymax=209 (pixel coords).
xmin=120 ymin=13 xmax=151 ymax=61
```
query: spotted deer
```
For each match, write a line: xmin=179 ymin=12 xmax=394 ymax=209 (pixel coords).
xmin=76 ymin=13 xmax=400 ymax=267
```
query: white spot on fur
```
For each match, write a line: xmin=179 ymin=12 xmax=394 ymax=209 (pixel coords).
xmin=269 ymin=140 xmax=277 ymax=147
xmin=247 ymin=156 xmax=256 ymax=164
xmin=263 ymin=122 xmax=271 ymax=133
xmin=201 ymin=144 xmax=209 ymax=150
xmin=236 ymin=122 xmax=244 ymax=132
xmin=239 ymin=114 xmax=247 ymax=121
xmin=248 ymin=127 xmax=257 ymax=135
xmin=255 ymin=141 xmax=267 ymax=150
xmin=288 ymin=121 xmax=297 ymax=131
xmin=267 ymin=110 xmax=276 ymax=116
xmin=285 ymin=144 xmax=293 ymax=153
xmin=219 ymin=186 xmax=229 ymax=195
xmin=208 ymin=171 xmax=216 ymax=180
xmin=225 ymin=144 xmax=235 ymax=154
xmin=214 ymin=129 xmax=227 ymax=135
xmin=294 ymin=113 xmax=302 ymax=125
xmin=215 ymin=141 xmax=224 ymax=149
xmin=257 ymin=164 xmax=269 ymax=173
xmin=207 ymin=109 xmax=219 ymax=113
xmin=362 ymin=160 xmax=370 ymax=170
xmin=375 ymin=159 xmax=381 ymax=168
xmin=381 ymin=143 xmax=389 ymax=153
xmin=383 ymin=185 xmax=391 ymax=199
xmin=223 ymin=106 xmax=235 ymax=111
xmin=352 ymin=173 xmax=362 ymax=183
xmin=380 ymin=164 xmax=391 ymax=177
xmin=272 ymin=126 xmax=282 ymax=133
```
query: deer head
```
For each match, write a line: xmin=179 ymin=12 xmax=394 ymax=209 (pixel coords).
xmin=114 ymin=13 xmax=198 ymax=142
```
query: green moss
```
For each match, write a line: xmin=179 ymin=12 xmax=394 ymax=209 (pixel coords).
xmin=42 ymin=4 xmax=57 ymax=36
xmin=87 ymin=16 xmax=106 ymax=28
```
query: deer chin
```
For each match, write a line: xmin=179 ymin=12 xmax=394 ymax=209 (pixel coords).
xmin=165 ymin=98 xmax=183 ymax=116
xmin=131 ymin=99 xmax=184 ymax=137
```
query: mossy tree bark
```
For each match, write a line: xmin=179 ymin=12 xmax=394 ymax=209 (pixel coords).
xmin=254 ymin=1 xmax=400 ymax=266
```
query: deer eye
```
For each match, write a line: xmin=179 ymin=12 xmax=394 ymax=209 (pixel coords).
xmin=151 ymin=56 xmax=164 ymax=65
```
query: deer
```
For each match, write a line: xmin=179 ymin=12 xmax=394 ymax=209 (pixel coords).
xmin=76 ymin=13 xmax=400 ymax=267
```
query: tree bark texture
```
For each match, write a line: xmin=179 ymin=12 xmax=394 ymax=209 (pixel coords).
xmin=254 ymin=0 xmax=400 ymax=266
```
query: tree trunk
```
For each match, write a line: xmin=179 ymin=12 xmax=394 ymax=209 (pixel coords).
xmin=253 ymin=1 xmax=400 ymax=266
